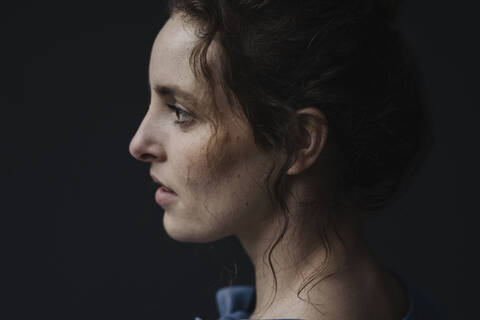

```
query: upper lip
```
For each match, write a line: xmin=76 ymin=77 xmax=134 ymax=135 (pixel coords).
xmin=150 ymin=173 xmax=176 ymax=194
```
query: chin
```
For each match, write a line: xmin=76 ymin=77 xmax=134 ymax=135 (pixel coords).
xmin=163 ymin=214 xmax=229 ymax=243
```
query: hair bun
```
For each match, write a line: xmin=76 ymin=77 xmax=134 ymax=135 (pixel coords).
xmin=374 ymin=0 xmax=405 ymax=21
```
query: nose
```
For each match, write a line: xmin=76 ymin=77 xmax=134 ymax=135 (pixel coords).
xmin=128 ymin=113 xmax=166 ymax=163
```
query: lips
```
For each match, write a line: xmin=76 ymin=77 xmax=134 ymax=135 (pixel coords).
xmin=150 ymin=173 xmax=176 ymax=194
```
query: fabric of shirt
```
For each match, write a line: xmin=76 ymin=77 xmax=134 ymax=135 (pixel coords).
xmin=193 ymin=270 xmax=442 ymax=320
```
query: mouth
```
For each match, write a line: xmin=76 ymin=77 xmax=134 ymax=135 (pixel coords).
xmin=150 ymin=173 xmax=176 ymax=194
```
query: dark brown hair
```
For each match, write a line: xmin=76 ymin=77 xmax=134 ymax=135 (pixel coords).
xmin=166 ymin=0 xmax=433 ymax=311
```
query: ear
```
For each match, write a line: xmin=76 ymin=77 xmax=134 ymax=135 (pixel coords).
xmin=286 ymin=107 xmax=328 ymax=175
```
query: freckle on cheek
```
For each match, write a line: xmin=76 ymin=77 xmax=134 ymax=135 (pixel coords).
xmin=223 ymin=131 xmax=231 ymax=144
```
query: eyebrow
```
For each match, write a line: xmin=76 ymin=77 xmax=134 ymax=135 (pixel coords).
xmin=148 ymin=79 xmax=198 ymax=107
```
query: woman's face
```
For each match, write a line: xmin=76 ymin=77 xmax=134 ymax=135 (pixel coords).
xmin=129 ymin=14 xmax=283 ymax=243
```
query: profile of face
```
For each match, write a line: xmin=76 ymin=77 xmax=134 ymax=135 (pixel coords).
xmin=129 ymin=14 xmax=284 ymax=243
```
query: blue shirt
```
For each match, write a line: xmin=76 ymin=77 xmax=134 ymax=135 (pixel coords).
xmin=193 ymin=271 xmax=442 ymax=320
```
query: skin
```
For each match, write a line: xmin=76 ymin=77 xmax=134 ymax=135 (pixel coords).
xmin=129 ymin=13 xmax=409 ymax=320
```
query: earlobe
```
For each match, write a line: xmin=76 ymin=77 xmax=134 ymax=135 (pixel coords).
xmin=286 ymin=151 xmax=308 ymax=175
xmin=286 ymin=108 xmax=328 ymax=176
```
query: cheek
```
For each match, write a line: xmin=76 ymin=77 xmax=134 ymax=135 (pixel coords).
xmin=180 ymin=128 xmax=273 ymax=228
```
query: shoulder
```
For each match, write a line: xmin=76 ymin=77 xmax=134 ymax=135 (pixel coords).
xmin=391 ymin=271 xmax=444 ymax=320
xmin=405 ymin=287 xmax=445 ymax=320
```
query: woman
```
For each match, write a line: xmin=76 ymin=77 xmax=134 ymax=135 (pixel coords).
xmin=129 ymin=0 xmax=438 ymax=319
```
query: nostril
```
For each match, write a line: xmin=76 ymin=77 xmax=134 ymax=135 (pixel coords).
xmin=139 ymin=153 xmax=155 ymax=161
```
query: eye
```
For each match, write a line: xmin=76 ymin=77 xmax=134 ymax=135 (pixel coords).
xmin=166 ymin=104 xmax=194 ymax=126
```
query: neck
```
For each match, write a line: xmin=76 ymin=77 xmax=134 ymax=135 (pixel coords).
xmin=236 ymin=211 xmax=403 ymax=319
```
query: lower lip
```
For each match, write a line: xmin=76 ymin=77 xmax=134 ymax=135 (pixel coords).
xmin=155 ymin=187 xmax=178 ymax=207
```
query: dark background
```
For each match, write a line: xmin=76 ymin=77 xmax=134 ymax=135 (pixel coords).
xmin=6 ymin=0 xmax=477 ymax=319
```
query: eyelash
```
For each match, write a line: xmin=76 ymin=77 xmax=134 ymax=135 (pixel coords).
xmin=166 ymin=104 xmax=193 ymax=126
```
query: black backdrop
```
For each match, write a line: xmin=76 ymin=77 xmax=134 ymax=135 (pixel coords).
xmin=6 ymin=0 xmax=477 ymax=319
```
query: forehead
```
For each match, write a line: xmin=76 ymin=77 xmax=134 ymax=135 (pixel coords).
xmin=149 ymin=14 xmax=244 ymax=124
xmin=149 ymin=14 xmax=201 ymax=97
